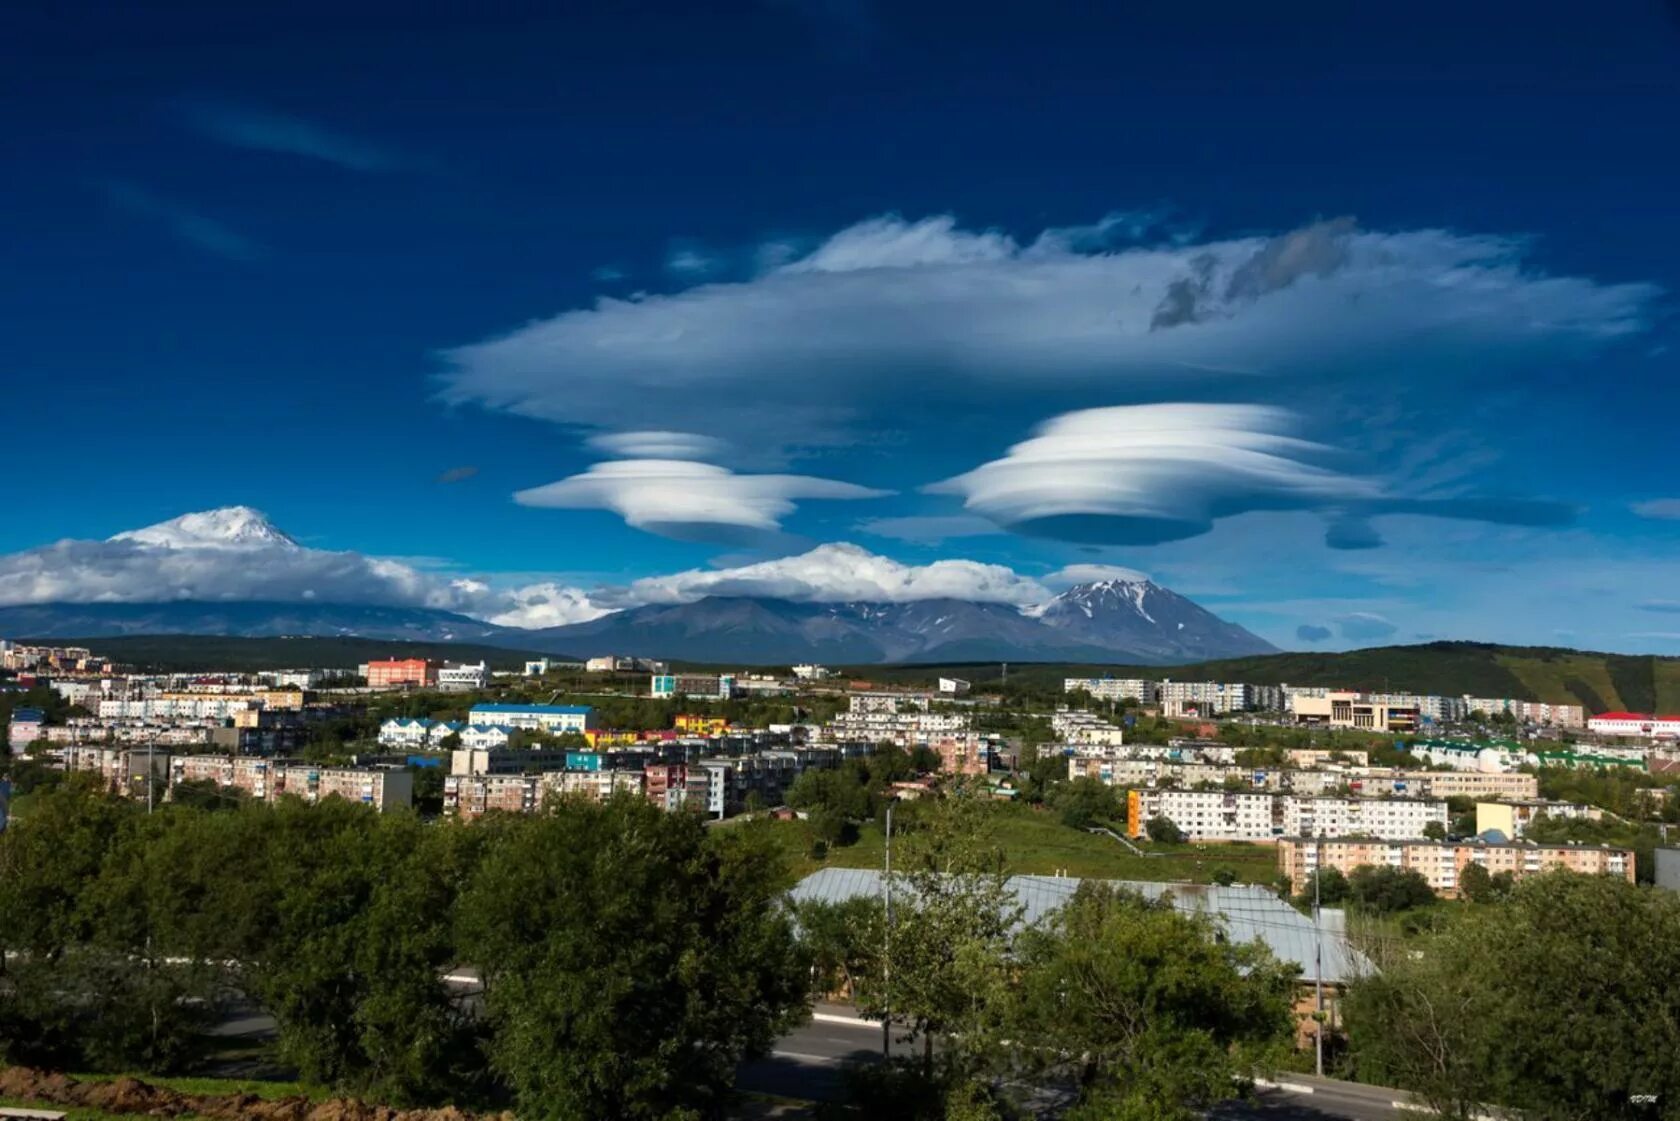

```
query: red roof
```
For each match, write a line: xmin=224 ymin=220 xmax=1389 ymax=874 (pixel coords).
xmin=1594 ymin=711 xmax=1652 ymax=721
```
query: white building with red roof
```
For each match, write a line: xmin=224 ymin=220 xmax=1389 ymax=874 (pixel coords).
xmin=1587 ymin=711 xmax=1680 ymax=739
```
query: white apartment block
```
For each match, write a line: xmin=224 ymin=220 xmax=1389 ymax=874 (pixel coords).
xmin=1280 ymin=796 xmax=1447 ymax=839
xmin=1127 ymin=789 xmax=1276 ymax=841
xmin=1051 ymin=710 xmax=1125 ymax=749
xmin=1125 ymin=788 xmax=1446 ymax=842
xmin=1158 ymin=680 xmax=1252 ymax=715
xmin=1064 ymin=677 xmax=1158 ymax=703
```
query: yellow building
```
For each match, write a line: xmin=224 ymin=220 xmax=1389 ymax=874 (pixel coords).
xmin=675 ymin=714 xmax=730 ymax=736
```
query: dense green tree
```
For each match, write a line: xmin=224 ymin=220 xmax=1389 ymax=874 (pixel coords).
xmin=856 ymin=785 xmax=1019 ymax=1103
xmin=1344 ymin=871 xmax=1680 ymax=1121
xmin=1014 ymin=883 xmax=1297 ymax=1120
xmin=1294 ymin=866 xmax=1350 ymax=908
xmin=1345 ymin=865 xmax=1435 ymax=913
xmin=457 ymin=797 xmax=807 ymax=1120
xmin=1047 ymin=776 xmax=1121 ymax=830
xmin=1144 ymin=815 xmax=1185 ymax=844
xmin=794 ymin=895 xmax=884 ymax=998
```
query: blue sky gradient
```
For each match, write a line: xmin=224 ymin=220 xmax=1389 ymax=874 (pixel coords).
xmin=4 ymin=1 xmax=1679 ymax=650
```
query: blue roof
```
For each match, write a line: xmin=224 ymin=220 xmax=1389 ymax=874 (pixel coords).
xmin=434 ymin=721 xmax=465 ymax=732
xmin=470 ymin=704 xmax=592 ymax=715
xmin=462 ymin=723 xmax=516 ymax=734
xmin=10 ymin=708 xmax=44 ymax=722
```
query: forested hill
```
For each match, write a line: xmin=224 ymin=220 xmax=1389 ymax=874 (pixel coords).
xmin=845 ymin=642 xmax=1680 ymax=713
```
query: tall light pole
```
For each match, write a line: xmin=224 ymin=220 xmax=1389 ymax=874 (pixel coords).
xmin=882 ymin=799 xmax=894 ymax=1059
xmin=1314 ymin=836 xmax=1324 ymax=1077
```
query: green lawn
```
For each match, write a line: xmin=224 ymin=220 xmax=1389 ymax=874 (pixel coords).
xmin=760 ymin=803 xmax=1280 ymax=885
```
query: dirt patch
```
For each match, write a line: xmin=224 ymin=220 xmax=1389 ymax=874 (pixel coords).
xmin=0 ymin=1066 xmax=513 ymax=1120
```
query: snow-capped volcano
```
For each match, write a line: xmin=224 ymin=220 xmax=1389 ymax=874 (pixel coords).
xmin=1031 ymin=577 xmax=1276 ymax=661
xmin=110 ymin=506 xmax=301 ymax=551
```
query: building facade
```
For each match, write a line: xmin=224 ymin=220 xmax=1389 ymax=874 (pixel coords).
xmin=1277 ymin=836 xmax=1635 ymax=897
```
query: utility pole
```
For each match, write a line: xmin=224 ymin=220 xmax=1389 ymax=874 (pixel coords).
xmin=1314 ymin=836 xmax=1324 ymax=1077
xmin=882 ymin=800 xmax=894 ymax=1059
xmin=147 ymin=740 xmax=155 ymax=814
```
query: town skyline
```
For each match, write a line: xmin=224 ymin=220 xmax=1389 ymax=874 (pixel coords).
xmin=6 ymin=2 xmax=1680 ymax=655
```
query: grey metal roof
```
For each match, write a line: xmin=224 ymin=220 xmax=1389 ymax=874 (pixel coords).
xmin=789 ymin=867 xmax=1372 ymax=985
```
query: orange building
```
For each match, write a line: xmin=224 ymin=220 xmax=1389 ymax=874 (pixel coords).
xmin=366 ymin=658 xmax=436 ymax=689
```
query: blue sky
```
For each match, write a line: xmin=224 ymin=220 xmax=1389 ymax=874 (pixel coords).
xmin=4 ymin=0 xmax=1680 ymax=651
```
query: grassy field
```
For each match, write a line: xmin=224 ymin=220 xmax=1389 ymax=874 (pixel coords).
xmin=759 ymin=803 xmax=1282 ymax=885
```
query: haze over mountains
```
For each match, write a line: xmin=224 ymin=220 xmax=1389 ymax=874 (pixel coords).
xmin=0 ymin=508 xmax=1276 ymax=664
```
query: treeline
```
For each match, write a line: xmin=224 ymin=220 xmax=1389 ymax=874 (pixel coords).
xmin=0 ymin=785 xmax=805 ymax=1118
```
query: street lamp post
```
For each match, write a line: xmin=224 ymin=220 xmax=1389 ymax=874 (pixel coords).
xmin=882 ymin=799 xmax=894 ymax=1059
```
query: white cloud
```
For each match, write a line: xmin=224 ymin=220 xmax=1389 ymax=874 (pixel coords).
xmin=439 ymin=212 xmax=1656 ymax=458
xmin=105 ymin=182 xmax=261 ymax=262
xmin=484 ymin=583 xmax=611 ymax=628
xmin=1631 ymin=498 xmax=1680 ymax=520
xmin=607 ymin=542 xmax=1050 ymax=608
xmin=584 ymin=430 xmax=728 ymax=460
xmin=1046 ymin=563 xmax=1153 ymax=586
xmin=512 ymin=459 xmax=889 ymax=543
xmin=181 ymin=103 xmax=399 ymax=171
xmin=928 ymin=403 xmax=1575 ymax=547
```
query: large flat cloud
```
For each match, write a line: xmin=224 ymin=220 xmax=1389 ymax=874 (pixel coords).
xmin=512 ymin=459 xmax=889 ymax=543
xmin=927 ymin=403 xmax=1574 ymax=547
xmin=438 ymin=213 xmax=1656 ymax=459
xmin=605 ymin=542 xmax=1052 ymax=608
xmin=0 ymin=509 xmax=1067 ymax=627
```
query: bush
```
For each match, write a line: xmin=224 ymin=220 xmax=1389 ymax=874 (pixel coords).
xmin=1144 ymin=815 xmax=1185 ymax=844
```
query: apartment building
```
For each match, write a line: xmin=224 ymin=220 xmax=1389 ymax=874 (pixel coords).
xmin=451 ymin=747 xmax=572 ymax=776
xmin=539 ymin=768 xmax=647 ymax=803
xmin=1126 ymin=789 xmax=1277 ymax=841
xmin=650 ymin=673 xmax=735 ymax=700
xmin=1286 ymin=748 xmax=1370 ymax=768
xmin=934 ymin=735 xmax=991 ymax=776
xmin=468 ymin=703 xmax=596 ymax=734
xmin=1277 ymin=836 xmax=1635 ymax=897
xmin=1280 ymin=796 xmax=1447 ymax=839
xmin=1064 ymin=677 xmax=1158 ymax=703
xmin=1125 ymin=788 xmax=1445 ymax=842
xmin=644 ymin=763 xmax=709 ymax=812
xmin=1386 ymin=770 xmax=1540 ymax=800
xmin=1158 ymin=680 xmax=1253 ymax=716
xmin=366 ymin=658 xmax=436 ymax=689
xmin=1466 ymin=698 xmax=1586 ymax=728
xmin=675 ymin=714 xmax=730 ymax=736
xmin=1050 ymin=709 xmax=1126 ymax=749
xmin=445 ymin=774 xmax=540 ymax=818
xmin=1475 ymin=800 xmax=1602 ymax=838
xmin=828 ymin=693 xmax=968 ymax=744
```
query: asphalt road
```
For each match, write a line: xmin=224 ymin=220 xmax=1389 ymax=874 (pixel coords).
xmin=213 ymin=998 xmax=1413 ymax=1120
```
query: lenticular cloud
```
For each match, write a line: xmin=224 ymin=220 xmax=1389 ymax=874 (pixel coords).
xmin=438 ymin=213 xmax=1657 ymax=458
xmin=929 ymin=404 xmax=1576 ymax=547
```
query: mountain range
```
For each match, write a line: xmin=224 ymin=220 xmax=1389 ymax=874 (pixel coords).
xmin=0 ymin=508 xmax=1278 ymax=664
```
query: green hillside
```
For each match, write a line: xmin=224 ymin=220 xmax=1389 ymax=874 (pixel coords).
xmin=23 ymin=635 xmax=557 ymax=674
xmin=841 ymin=641 xmax=1680 ymax=711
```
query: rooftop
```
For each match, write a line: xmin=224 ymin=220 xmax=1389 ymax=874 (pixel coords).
xmin=790 ymin=867 xmax=1371 ymax=985
xmin=469 ymin=703 xmax=593 ymax=715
